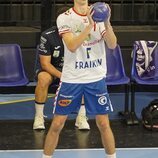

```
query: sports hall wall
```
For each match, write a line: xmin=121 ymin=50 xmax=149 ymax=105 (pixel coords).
xmin=0 ymin=0 xmax=158 ymax=87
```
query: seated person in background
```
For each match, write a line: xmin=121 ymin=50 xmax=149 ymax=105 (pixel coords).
xmin=33 ymin=25 xmax=90 ymax=130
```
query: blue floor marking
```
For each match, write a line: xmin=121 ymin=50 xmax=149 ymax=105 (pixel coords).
xmin=0 ymin=148 xmax=158 ymax=158
xmin=1 ymin=92 xmax=158 ymax=120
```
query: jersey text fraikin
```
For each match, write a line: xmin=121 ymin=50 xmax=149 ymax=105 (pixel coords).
xmin=75 ymin=59 xmax=102 ymax=69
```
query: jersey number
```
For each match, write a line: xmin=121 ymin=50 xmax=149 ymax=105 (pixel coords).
xmin=86 ymin=48 xmax=91 ymax=59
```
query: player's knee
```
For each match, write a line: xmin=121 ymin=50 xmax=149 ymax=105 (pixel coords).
xmin=37 ymin=73 xmax=52 ymax=88
xmin=96 ymin=119 xmax=110 ymax=131
xmin=50 ymin=120 xmax=65 ymax=133
xmin=97 ymin=121 xmax=110 ymax=131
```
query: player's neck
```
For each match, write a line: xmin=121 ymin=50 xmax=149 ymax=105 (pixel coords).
xmin=73 ymin=3 xmax=88 ymax=15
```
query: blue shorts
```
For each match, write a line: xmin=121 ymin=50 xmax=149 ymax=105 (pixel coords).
xmin=53 ymin=78 xmax=113 ymax=115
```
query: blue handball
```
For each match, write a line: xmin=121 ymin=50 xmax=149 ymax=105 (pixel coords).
xmin=92 ymin=2 xmax=110 ymax=22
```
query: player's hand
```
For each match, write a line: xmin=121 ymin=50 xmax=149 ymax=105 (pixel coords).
xmin=87 ymin=6 xmax=95 ymax=27
xmin=104 ymin=3 xmax=111 ymax=26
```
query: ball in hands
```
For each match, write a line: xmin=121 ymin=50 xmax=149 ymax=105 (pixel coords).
xmin=92 ymin=2 xmax=110 ymax=22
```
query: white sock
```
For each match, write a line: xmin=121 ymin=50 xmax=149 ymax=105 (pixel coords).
xmin=78 ymin=105 xmax=86 ymax=116
xmin=42 ymin=153 xmax=52 ymax=158
xmin=35 ymin=102 xmax=44 ymax=116
xmin=106 ymin=153 xmax=116 ymax=158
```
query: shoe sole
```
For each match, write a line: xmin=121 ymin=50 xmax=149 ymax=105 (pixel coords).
xmin=33 ymin=126 xmax=45 ymax=130
xmin=75 ymin=124 xmax=90 ymax=130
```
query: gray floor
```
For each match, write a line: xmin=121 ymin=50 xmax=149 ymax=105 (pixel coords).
xmin=0 ymin=93 xmax=158 ymax=158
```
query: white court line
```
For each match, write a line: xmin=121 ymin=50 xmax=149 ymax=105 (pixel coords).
xmin=0 ymin=147 xmax=158 ymax=152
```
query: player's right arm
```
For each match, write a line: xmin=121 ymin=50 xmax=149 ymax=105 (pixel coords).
xmin=61 ymin=27 xmax=92 ymax=52
xmin=56 ymin=8 xmax=94 ymax=53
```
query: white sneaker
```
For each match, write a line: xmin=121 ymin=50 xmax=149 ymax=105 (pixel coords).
xmin=33 ymin=115 xmax=45 ymax=130
xmin=75 ymin=115 xmax=90 ymax=130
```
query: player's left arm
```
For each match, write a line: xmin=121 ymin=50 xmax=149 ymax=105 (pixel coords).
xmin=40 ymin=55 xmax=62 ymax=79
xmin=102 ymin=4 xmax=117 ymax=49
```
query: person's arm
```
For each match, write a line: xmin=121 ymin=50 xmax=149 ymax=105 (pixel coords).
xmin=39 ymin=55 xmax=61 ymax=79
xmin=61 ymin=8 xmax=94 ymax=53
xmin=103 ymin=22 xmax=117 ymax=49
xmin=62 ymin=25 xmax=93 ymax=52
xmin=102 ymin=4 xmax=117 ymax=49
xmin=38 ymin=28 xmax=62 ymax=79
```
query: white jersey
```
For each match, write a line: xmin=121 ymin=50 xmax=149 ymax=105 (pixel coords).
xmin=57 ymin=8 xmax=107 ymax=83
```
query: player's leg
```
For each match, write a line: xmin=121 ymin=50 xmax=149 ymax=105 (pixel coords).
xmin=84 ymin=79 xmax=116 ymax=158
xmin=43 ymin=82 xmax=83 ymax=158
xmin=75 ymin=97 xmax=90 ymax=130
xmin=43 ymin=114 xmax=68 ymax=157
xmin=33 ymin=71 xmax=53 ymax=130
xmin=96 ymin=115 xmax=116 ymax=158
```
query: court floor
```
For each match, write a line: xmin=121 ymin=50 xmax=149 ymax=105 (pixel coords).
xmin=0 ymin=148 xmax=158 ymax=158
xmin=0 ymin=93 xmax=158 ymax=158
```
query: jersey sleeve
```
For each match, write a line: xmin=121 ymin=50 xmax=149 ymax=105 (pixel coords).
xmin=38 ymin=33 xmax=51 ymax=56
xmin=56 ymin=12 xmax=72 ymax=36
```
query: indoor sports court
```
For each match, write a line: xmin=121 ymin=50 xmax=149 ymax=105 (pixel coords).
xmin=0 ymin=0 xmax=158 ymax=158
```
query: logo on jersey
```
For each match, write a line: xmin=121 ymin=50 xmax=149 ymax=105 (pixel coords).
xmin=53 ymin=46 xmax=61 ymax=57
xmin=75 ymin=59 xmax=102 ymax=69
xmin=53 ymin=50 xmax=60 ymax=57
xmin=58 ymin=99 xmax=72 ymax=106
xmin=75 ymin=25 xmax=82 ymax=34
xmin=39 ymin=36 xmax=47 ymax=53
xmin=74 ymin=24 xmax=91 ymax=41
xmin=83 ymin=18 xmax=88 ymax=23
xmin=39 ymin=43 xmax=47 ymax=53
xmin=98 ymin=96 xmax=107 ymax=105
xmin=46 ymin=30 xmax=55 ymax=34
xmin=41 ymin=36 xmax=47 ymax=43
xmin=55 ymin=46 xmax=61 ymax=49
xmin=64 ymin=9 xmax=71 ymax=15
